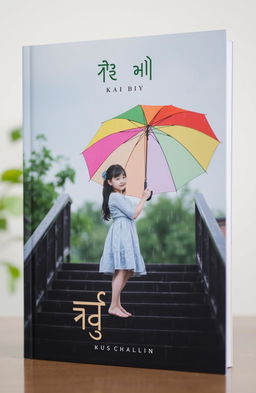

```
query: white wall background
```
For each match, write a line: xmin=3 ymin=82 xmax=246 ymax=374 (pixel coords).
xmin=0 ymin=0 xmax=255 ymax=316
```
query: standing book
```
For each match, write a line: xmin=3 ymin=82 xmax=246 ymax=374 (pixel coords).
xmin=23 ymin=29 xmax=233 ymax=374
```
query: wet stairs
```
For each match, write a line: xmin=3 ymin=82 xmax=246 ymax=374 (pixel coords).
xmin=34 ymin=262 xmax=225 ymax=374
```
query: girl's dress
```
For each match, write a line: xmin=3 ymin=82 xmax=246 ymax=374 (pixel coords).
xmin=99 ymin=192 xmax=147 ymax=277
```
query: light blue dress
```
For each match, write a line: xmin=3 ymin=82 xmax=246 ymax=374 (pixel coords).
xmin=99 ymin=192 xmax=147 ymax=277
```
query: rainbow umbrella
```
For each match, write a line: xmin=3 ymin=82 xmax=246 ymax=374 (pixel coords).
xmin=81 ymin=104 xmax=220 ymax=199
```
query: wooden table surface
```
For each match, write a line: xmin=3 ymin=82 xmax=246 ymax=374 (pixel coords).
xmin=0 ymin=316 xmax=255 ymax=393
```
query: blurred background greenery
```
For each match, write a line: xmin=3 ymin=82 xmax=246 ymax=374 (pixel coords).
xmin=71 ymin=187 xmax=197 ymax=264
xmin=0 ymin=127 xmax=23 ymax=293
xmin=23 ymin=133 xmax=76 ymax=240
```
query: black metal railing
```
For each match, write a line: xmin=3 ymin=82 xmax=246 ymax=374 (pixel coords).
xmin=24 ymin=193 xmax=72 ymax=358
xmin=194 ymin=192 xmax=226 ymax=343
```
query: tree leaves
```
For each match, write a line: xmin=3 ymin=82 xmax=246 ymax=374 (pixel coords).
xmin=71 ymin=186 xmax=197 ymax=265
xmin=23 ymin=133 xmax=76 ymax=241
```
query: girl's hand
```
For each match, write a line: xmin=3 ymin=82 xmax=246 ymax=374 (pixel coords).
xmin=142 ymin=189 xmax=151 ymax=200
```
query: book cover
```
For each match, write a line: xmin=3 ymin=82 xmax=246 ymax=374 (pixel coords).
xmin=23 ymin=29 xmax=233 ymax=374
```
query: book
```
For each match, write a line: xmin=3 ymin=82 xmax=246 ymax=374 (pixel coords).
xmin=23 ymin=29 xmax=233 ymax=374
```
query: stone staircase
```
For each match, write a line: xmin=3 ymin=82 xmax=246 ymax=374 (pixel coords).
xmin=33 ymin=262 xmax=225 ymax=374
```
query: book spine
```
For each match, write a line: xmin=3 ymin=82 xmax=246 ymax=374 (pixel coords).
xmin=23 ymin=45 xmax=34 ymax=358
xmin=226 ymin=38 xmax=233 ymax=369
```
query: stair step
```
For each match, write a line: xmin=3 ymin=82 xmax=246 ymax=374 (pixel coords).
xmin=33 ymin=337 xmax=225 ymax=374
xmin=47 ymin=289 xmax=208 ymax=304
xmin=52 ymin=279 xmax=204 ymax=292
xmin=30 ymin=260 xmax=225 ymax=374
xmin=41 ymin=300 xmax=212 ymax=317
xmin=57 ymin=271 xmax=202 ymax=281
xmin=36 ymin=311 xmax=216 ymax=330
xmin=34 ymin=324 xmax=222 ymax=347
xmin=62 ymin=263 xmax=199 ymax=272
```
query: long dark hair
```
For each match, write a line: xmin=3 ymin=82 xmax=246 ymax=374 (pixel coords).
xmin=102 ymin=164 xmax=127 ymax=221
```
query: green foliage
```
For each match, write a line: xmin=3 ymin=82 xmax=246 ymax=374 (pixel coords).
xmin=71 ymin=201 xmax=110 ymax=262
xmin=71 ymin=185 xmax=196 ymax=265
xmin=1 ymin=261 xmax=21 ymax=293
xmin=1 ymin=196 xmax=22 ymax=215
xmin=0 ymin=127 xmax=23 ymax=293
xmin=9 ymin=127 xmax=22 ymax=141
xmin=23 ymin=133 xmax=76 ymax=241
xmin=137 ymin=186 xmax=196 ymax=264
xmin=1 ymin=169 xmax=22 ymax=183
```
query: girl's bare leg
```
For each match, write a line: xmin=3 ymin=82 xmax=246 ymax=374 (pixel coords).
xmin=108 ymin=270 xmax=130 ymax=317
xmin=117 ymin=270 xmax=133 ymax=316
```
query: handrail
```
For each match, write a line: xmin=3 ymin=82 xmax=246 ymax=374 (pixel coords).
xmin=194 ymin=192 xmax=226 ymax=263
xmin=194 ymin=191 xmax=226 ymax=343
xmin=24 ymin=193 xmax=72 ymax=263
xmin=24 ymin=193 xmax=72 ymax=358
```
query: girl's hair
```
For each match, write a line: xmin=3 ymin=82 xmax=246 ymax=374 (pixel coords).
xmin=102 ymin=164 xmax=127 ymax=221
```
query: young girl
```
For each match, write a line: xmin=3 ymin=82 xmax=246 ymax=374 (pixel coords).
xmin=99 ymin=164 xmax=151 ymax=318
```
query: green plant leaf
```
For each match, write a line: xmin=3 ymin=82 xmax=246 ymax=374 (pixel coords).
xmin=2 ymin=196 xmax=22 ymax=215
xmin=0 ymin=261 xmax=21 ymax=293
xmin=0 ymin=217 xmax=7 ymax=230
xmin=23 ymin=133 xmax=76 ymax=241
xmin=9 ymin=128 xmax=22 ymax=141
xmin=1 ymin=169 xmax=23 ymax=183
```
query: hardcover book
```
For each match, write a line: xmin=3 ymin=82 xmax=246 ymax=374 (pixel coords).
xmin=23 ymin=29 xmax=233 ymax=374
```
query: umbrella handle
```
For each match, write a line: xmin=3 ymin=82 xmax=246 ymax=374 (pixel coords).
xmin=144 ymin=180 xmax=153 ymax=201
xmin=146 ymin=190 xmax=153 ymax=201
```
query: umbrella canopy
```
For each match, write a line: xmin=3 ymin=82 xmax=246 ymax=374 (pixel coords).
xmin=81 ymin=104 xmax=220 ymax=198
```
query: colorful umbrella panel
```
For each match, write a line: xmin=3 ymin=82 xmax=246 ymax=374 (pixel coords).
xmin=81 ymin=105 xmax=220 ymax=198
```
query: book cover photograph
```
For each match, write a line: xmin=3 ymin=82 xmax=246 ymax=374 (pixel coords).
xmin=23 ymin=29 xmax=232 ymax=374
